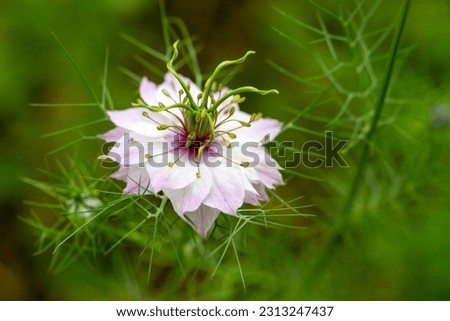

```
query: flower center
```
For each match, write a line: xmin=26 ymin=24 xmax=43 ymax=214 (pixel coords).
xmin=177 ymin=129 xmax=212 ymax=158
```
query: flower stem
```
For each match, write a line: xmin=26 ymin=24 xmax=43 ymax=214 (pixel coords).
xmin=302 ymin=0 xmax=412 ymax=288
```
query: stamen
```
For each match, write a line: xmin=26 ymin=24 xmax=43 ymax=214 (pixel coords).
xmin=222 ymin=138 xmax=231 ymax=148
xmin=156 ymin=123 xmax=184 ymax=131
xmin=211 ymin=81 xmax=218 ymax=92
xmin=209 ymin=94 xmax=216 ymax=105
xmin=195 ymin=162 xmax=202 ymax=179
xmin=240 ymin=161 xmax=250 ymax=168
xmin=168 ymin=152 xmax=185 ymax=169
xmin=250 ymin=112 xmax=263 ymax=122
xmin=210 ymin=151 xmax=250 ymax=168
xmin=197 ymin=93 xmax=203 ymax=105
xmin=132 ymin=98 xmax=147 ymax=107
xmin=162 ymin=89 xmax=172 ymax=98
xmin=149 ymin=148 xmax=177 ymax=160
xmin=142 ymin=111 xmax=167 ymax=127
xmin=227 ymin=132 xmax=237 ymax=139
xmin=159 ymin=89 xmax=178 ymax=104
xmin=237 ymin=96 xmax=246 ymax=104
xmin=231 ymin=95 xmax=241 ymax=103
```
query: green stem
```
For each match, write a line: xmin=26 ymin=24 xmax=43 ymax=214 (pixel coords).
xmin=52 ymin=32 xmax=101 ymax=107
xmin=302 ymin=0 xmax=412 ymax=289
xmin=159 ymin=0 xmax=171 ymax=60
xmin=340 ymin=0 xmax=411 ymax=217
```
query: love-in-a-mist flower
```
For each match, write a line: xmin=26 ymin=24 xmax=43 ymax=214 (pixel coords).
xmin=101 ymin=42 xmax=283 ymax=236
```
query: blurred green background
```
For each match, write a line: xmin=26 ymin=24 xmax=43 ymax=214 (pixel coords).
xmin=1 ymin=0 xmax=450 ymax=300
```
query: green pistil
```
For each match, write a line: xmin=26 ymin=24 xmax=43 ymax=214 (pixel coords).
xmin=166 ymin=41 xmax=197 ymax=109
xmin=209 ymin=86 xmax=279 ymax=113
xmin=201 ymin=51 xmax=255 ymax=109
xmin=195 ymin=113 xmax=215 ymax=161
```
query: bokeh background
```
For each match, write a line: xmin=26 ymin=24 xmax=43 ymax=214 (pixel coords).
xmin=1 ymin=0 xmax=450 ymax=300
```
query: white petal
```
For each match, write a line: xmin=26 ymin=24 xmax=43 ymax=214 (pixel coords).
xmin=106 ymin=133 xmax=173 ymax=166
xmin=202 ymin=161 xmax=246 ymax=215
xmin=234 ymin=118 xmax=282 ymax=142
xmin=124 ymin=166 xmax=153 ymax=195
xmin=244 ymin=191 xmax=260 ymax=206
xmin=184 ymin=205 xmax=220 ymax=237
xmin=253 ymin=183 xmax=270 ymax=202
xmin=146 ymin=151 xmax=198 ymax=192
xmin=139 ymin=77 xmax=158 ymax=106
xmin=110 ymin=165 xmax=128 ymax=181
xmin=250 ymin=162 xmax=283 ymax=188
xmin=99 ymin=127 xmax=125 ymax=142
xmin=223 ymin=143 xmax=283 ymax=188
xmin=107 ymin=108 xmax=175 ymax=138
xmin=164 ymin=164 xmax=212 ymax=215
xmin=156 ymin=72 xmax=202 ymax=118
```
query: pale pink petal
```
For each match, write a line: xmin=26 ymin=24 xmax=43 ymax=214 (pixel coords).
xmin=202 ymin=162 xmax=245 ymax=215
xmin=243 ymin=182 xmax=271 ymax=206
xmin=227 ymin=145 xmax=283 ymax=189
xmin=184 ymin=204 xmax=220 ymax=237
xmin=110 ymin=165 xmax=128 ymax=181
xmin=99 ymin=127 xmax=125 ymax=142
xmin=216 ymin=110 xmax=251 ymax=133
xmin=107 ymin=108 xmax=174 ymax=138
xmin=244 ymin=191 xmax=260 ymax=206
xmin=253 ymin=183 xmax=270 ymax=202
xmin=156 ymin=72 xmax=202 ymax=109
xmin=234 ymin=118 xmax=283 ymax=142
xmin=139 ymin=77 xmax=158 ymax=106
xmin=106 ymin=133 xmax=173 ymax=166
xmin=145 ymin=152 xmax=198 ymax=192
xmin=163 ymin=164 xmax=212 ymax=215
xmin=124 ymin=166 xmax=152 ymax=195
xmin=243 ymin=174 xmax=258 ymax=194
xmin=249 ymin=163 xmax=283 ymax=188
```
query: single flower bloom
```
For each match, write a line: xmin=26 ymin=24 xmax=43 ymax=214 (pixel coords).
xmin=101 ymin=47 xmax=283 ymax=236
